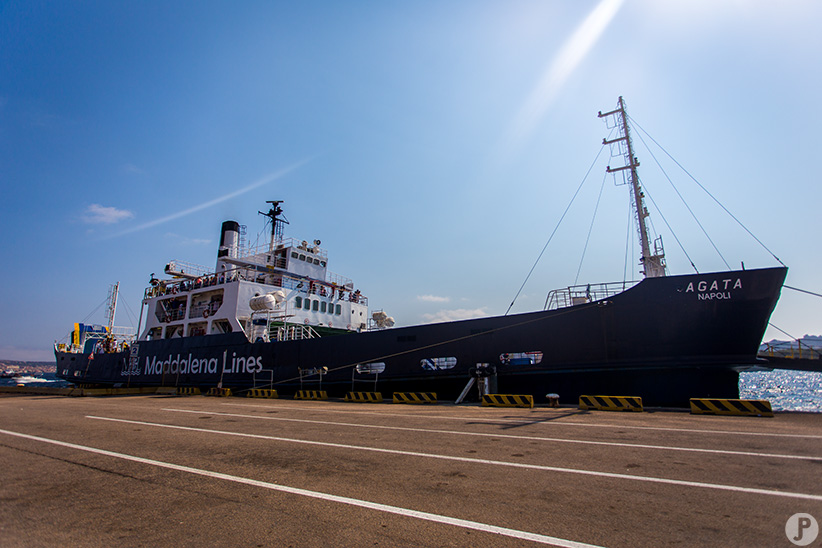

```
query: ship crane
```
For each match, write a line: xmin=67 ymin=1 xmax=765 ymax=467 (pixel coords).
xmin=599 ymin=96 xmax=667 ymax=278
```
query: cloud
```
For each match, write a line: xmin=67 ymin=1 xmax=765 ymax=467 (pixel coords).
xmin=105 ymin=157 xmax=312 ymax=239
xmin=82 ymin=204 xmax=135 ymax=224
xmin=123 ymin=163 xmax=146 ymax=175
xmin=500 ymin=0 xmax=625 ymax=156
xmin=417 ymin=294 xmax=451 ymax=303
xmin=422 ymin=308 xmax=488 ymax=323
xmin=164 ymin=232 xmax=212 ymax=246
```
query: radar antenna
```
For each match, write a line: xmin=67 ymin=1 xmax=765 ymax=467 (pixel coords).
xmin=259 ymin=200 xmax=289 ymax=252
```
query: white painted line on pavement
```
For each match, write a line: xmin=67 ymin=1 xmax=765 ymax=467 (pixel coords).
xmin=0 ymin=427 xmax=602 ymax=548
xmin=224 ymin=402 xmax=822 ymax=439
xmin=87 ymin=415 xmax=822 ymax=502
xmin=164 ymin=407 xmax=822 ymax=462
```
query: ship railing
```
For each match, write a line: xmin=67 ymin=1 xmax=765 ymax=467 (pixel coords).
xmin=544 ymin=280 xmax=639 ymax=310
xmin=144 ymin=273 xmax=226 ymax=299
xmin=243 ymin=238 xmax=328 ymax=261
xmin=76 ymin=327 xmax=137 ymax=352
xmin=160 ymin=307 xmax=187 ymax=322
xmin=245 ymin=310 xmax=321 ymax=343
xmin=164 ymin=259 xmax=211 ymax=278
xmin=271 ymin=323 xmax=320 ymax=342
xmin=759 ymin=341 xmax=822 ymax=360
xmin=144 ymin=261 xmax=367 ymax=308
xmin=109 ymin=326 xmax=137 ymax=337
xmin=230 ymin=251 xmax=288 ymax=270
xmin=143 ymin=269 xmax=368 ymax=307
xmin=326 ymin=271 xmax=353 ymax=289
xmin=188 ymin=301 xmax=222 ymax=319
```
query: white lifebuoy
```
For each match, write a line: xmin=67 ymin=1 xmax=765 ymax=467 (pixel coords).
xmin=328 ymin=322 xmax=332 ymax=328
xmin=203 ymin=309 xmax=210 ymax=318
xmin=346 ymin=324 xmax=352 ymax=330
xmin=304 ymin=318 xmax=309 ymax=324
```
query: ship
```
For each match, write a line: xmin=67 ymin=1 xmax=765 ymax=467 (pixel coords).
xmin=54 ymin=98 xmax=788 ymax=407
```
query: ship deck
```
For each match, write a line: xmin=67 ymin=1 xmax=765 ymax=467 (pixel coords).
xmin=1 ymin=393 xmax=820 ymax=547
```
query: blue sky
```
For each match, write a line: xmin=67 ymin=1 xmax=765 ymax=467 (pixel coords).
xmin=2 ymin=0 xmax=820 ymax=361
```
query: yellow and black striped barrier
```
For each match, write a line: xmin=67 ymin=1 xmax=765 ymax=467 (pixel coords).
xmin=578 ymin=395 xmax=643 ymax=412
xmin=176 ymin=387 xmax=202 ymax=396
xmin=206 ymin=387 xmax=233 ymax=397
xmin=689 ymin=398 xmax=773 ymax=417
xmin=294 ymin=390 xmax=328 ymax=400
xmin=246 ymin=388 xmax=278 ymax=399
xmin=481 ymin=394 xmax=534 ymax=408
xmin=393 ymin=392 xmax=437 ymax=404
xmin=344 ymin=391 xmax=383 ymax=403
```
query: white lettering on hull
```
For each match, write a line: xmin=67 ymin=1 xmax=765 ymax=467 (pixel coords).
xmin=697 ymin=292 xmax=732 ymax=301
xmin=684 ymin=277 xmax=743 ymax=300
xmin=143 ymin=353 xmax=263 ymax=376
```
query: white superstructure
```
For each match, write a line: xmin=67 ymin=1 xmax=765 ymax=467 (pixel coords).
xmin=138 ymin=201 xmax=378 ymax=343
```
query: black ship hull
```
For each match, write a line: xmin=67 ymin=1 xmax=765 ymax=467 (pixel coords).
xmin=56 ymin=267 xmax=787 ymax=407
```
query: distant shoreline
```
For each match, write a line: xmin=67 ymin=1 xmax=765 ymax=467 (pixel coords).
xmin=1 ymin=360 xmax=56 ymax=374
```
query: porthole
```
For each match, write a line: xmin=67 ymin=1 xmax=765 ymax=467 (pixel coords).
xmin=499 ymin=352 xmax=543 ymax=365
xmin=356 ymin=362 xmax=386 ymax=374
xmin=421 ymin=357 xmax=457 ymax=370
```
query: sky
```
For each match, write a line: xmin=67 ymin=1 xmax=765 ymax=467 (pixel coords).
xmin=2 ymin=0 xmax=821 ymax=361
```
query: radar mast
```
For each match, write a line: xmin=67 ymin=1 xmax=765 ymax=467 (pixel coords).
xmin=259 ymin=200 xmax=289 ymax=253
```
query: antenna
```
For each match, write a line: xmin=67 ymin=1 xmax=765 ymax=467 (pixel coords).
xmin=259 ymin=200 xmax=289 ymax=252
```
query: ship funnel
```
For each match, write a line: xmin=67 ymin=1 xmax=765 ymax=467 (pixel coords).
xmin=216 ymin=220 xmax=240 ymax=275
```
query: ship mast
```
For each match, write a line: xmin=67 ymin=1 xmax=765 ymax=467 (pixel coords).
xmin=598 ymin=97 xmax=666 ymax=278
xmin=259 ymin=200 xmax=289 ymax=253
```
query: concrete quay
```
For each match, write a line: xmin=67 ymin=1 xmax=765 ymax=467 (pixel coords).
xmin=1 ymin=393 xmax=820 ymax=547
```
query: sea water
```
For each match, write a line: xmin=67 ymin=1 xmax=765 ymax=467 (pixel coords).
xmin=2 ymin=370 xmax=820 ymax=412
xmin=739 ymin=369 xmax=822 ymax=412
xmin=0 ymin=372 xmax=69 ymax=388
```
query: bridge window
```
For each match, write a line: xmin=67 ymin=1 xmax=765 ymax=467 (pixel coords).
xmin=500 ymin=352 xmax=543 ymax=366
xmin=421 ymin=357 xmax=457 ymax=370
xmin=321 ymin=301 xmax=327 ymax=313
xmin=312 ymin=300 xmax=319 ymax=311
xmin=335 ymin=304 xmax=342 ymax=315
xmin=295 ymin=296 xmax=302 ymax=309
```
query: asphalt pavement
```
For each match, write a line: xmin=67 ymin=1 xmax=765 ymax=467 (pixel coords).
xmin=1 ymin=394 xmax=820 ymax=547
